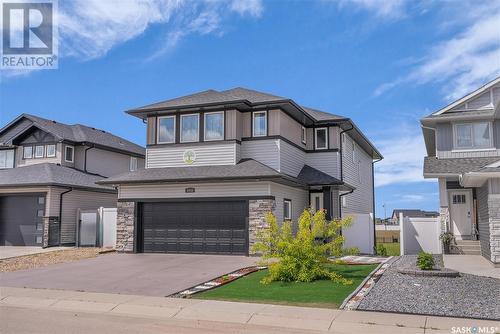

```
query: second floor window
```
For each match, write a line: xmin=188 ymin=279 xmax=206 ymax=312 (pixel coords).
xmin=46 ymin=144 xmax=56 ymax=157
xmin=130 ymin=156 xmax=138 ymax=171
xmin=204 ymin=112 xmax=224 ymax=141
xmin=301 ymin=126 xmax=306 ymax=144
xmin=181 ymin=114 xmax=199 ymax=143
xmin=284 ymin=199 xmax=292 ymax=220
xmin=0 ymin=149 xmax=14 ymax=169
xmin=454 ymin=122 xmax=492 ymax=149
xmin=65 ymin=145 xmax=74 ymax=162
xmin=23 ymin=146 xmax=33 ymax=159
xmin=315 ymin=128 xmax=328 ymax=150
xmin=253 ymin=111 xmax=267 ymax=137
xmin=158 ymin=116 xmax=176 ymax=144
xmin=35 ymin=145 xmax=44 ymax=158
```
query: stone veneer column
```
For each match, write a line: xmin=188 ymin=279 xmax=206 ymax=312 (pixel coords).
xmin=116 ymin=201 xmax=135 ymax=252
xmin=42 ymin=216 xmax=59 ymax=248
xmin=248 ymin=199 xmax=275 ymax=255
xmin=488 ymin=195 xmax=500 ymax=265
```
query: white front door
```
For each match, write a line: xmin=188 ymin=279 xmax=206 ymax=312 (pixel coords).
xmin=448 ymin=190 xmax=473 ymax=239
xmin=310 ymin=193 xmax=323 ymax=213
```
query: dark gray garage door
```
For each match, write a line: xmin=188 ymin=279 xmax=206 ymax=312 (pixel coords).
xmin=141 ymin=201 xmax=248 ymax=255
xmin=0 ymin=195 xmax=45 ymax=246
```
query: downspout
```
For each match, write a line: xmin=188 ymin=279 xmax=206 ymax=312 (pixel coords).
xmin=338 ymin=122 xmax=354 ymax=218
xmin=372 ymin=157 xmax=383 ymax=251
xmin=84 ymin=144 xmax=95 ymax=173
xmin=58 ymin=188 xmax=73 ymax=246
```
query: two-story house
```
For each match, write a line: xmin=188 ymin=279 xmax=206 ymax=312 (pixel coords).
xmin=100 ymin=88 xmax=382 ymax=256
xmin=0 ymin=114 xmax=145 ymax=247
xmin=421 ymin=76 xmax=500 ymax=265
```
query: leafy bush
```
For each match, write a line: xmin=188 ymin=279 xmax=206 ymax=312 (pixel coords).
xmin=439 ymin=232 xmax=454 ymax=245
xmin=253 ymin=209 xmax=358 ymax=285
xmin=416 ymin=251 xmax=435 ymax=270
xmin=376 ymin=244 xmax=388 ymax=256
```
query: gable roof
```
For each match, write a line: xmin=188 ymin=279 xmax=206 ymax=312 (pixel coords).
xmin=0 ymin=114 xmax=145 ymax=157
xmin=392 ymin=209 xmax=439 ymax=218
xmin=423 ymin=156 xmax=500 ymax=176
xmin=0 ymin=163 xmax=114 ymax=192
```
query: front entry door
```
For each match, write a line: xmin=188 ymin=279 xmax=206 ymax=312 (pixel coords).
xmin=448 ymin=190 xmax=473 ymax=239
xmin=310 ymin=193 xmax=323 ymax=213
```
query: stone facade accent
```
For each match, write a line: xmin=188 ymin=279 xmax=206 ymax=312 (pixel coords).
xmin=42 ymin=216 xmax=59 ymax=248
xmin=488 ymin=195 xmax=500 ymax=264
xmin=116 ymin=201 xmax=135 ymax=252
xmin=248 ymin=199 xmax=275 ymax=254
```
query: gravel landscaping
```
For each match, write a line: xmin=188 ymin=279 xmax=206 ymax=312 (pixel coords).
xmin=0 ymin=248 xmax=110 ymax=272
xmin=358 ymin=255 xmax=500 ymax=320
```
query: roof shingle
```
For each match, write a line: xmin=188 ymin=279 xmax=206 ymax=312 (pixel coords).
xmin=423 ymin=156 xmax=500 ymax=175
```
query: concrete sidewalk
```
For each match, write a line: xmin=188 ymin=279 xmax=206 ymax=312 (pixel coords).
xmin=0 ymin=246 xmax=69 ymax=260
xmin=443 ymin=255 xmax=500 ymax=279
xmin=1 ymin=287 xmax=498 ymax=333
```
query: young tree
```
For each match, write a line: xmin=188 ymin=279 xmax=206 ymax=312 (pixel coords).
xmin=253 ymin=208 xmax=358 ymax=284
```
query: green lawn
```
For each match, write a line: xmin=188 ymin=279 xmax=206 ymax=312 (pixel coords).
xmin=380 ymin=242 xmax=400 ymax=256
xmin=193 ymin=264 xmax=377 ymax=308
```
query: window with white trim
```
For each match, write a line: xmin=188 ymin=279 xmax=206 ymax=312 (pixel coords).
xmin=315 ymin=128 xmax=328 ymax=150
xmin=301 ymin=126 xmax=306 ymax=144
xmin=180 ymin=114 xmax=199 ymax=143
xmin=35 ymin=145 xmax=44 ymax=158
xmin=204 ymin=111 xmax=224 ymax=141
xmin=23 ymin=146 xmax=33 ymax=159
xmin=157 ymin=116 xmax=176 ymax=144
xmin=454 ymin=122 xmax=492 ymax=149
xmin=252 ymin=111 xmax=267 ymax=137
xmin=46 ymin=144 xmax=56 ymax=157
xmin=0 ymin=149 xmax=14 ymax=169
xmin=130 ymin=156 xmax=138 ymax=171
xmin=65 ymin=145 xmax=74 ymax=162
xmin=284 ymin=199 xmax=292 ymax=221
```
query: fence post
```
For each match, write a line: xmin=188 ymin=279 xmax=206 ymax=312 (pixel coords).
xmin=399 ymin=212 xmax=405 ymax=256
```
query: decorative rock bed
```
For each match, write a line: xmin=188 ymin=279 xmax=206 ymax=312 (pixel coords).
xmin=170 ymin=266 xmax=267 ymax=298
xmin=397 ymin=267 xmax=459 ymax=277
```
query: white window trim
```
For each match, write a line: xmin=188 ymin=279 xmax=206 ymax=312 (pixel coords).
xmin=0 ymin=149 xmax=15 ymax=169
xmin=452 ymin=121 xmax=493 ymax=150
xmin=314 ymin=127 xmax=328 ymax=150
xmin=34 ymin=145 xmax=44 ymax=158
xmin=180 ymin=113 xmax=200 ymax=143
xmin=23 ymin=146 xmax=33 ymax=159
xmin=65 ymin=145 xmax=74 ymax=163
xmin=301 ymin=126 xmax=306 ymax=144
xmin=129 ymin=156 xmax=138 ymax=171
xmin=157 ymin=115 xmax=176 ymax=144
xmin=284 ymin=199 xmax=292 ymax=221
xmin=203 ymin=111 xmax=224 ymax=141
xmin=252 ymin=111 xmax=267 ymax=137
xmin=46 ymin=144 xmax=56 ymax=158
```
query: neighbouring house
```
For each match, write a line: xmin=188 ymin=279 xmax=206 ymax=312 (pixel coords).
xmin=0 ymin=114 xmax=145 ymax=247
xmin=391 ymin=209 xmax=439 ymax=223
xmin=421 ymin=76 xmax=500 ymax=264
xmin=99 ymin=88 xmax=382 ymax=255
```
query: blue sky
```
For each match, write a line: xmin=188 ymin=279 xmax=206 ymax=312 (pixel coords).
xmin=1 ymin=0 xmax=499 ymax=218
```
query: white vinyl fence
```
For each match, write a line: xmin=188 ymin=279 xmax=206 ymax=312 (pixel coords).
xmin=77 ymin=207 xmax=117 ymax=248
xmin=400 ymin=213 xmax=441 ymax=255
xmin=343 ymin=213 xmax=375 ymax=254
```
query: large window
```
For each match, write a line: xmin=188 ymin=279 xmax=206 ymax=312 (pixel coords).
xmin=23 ymin=146 xmax=33 ymax=159
xmin=181 ymin=114 xmax=199 ymax=143
xmin=315 ymin=128 xmax=328 ymax=150
xmin=454 ymin=122 xmax=492 ymax=149
xmin=35 ymin=145 xmax=44 ymax=158
xmin=252 ymin=111 xmax=267 ymax=137
xmin=65 ymin=145 xmax=74 ymax=162
xmin=46 ymin=144 xmax=56 ymax=157
xmin=204 ymin=112 xmax=224 ymax=141
xmin=0 ymin=149 xmax=14 ymax=169
xmin=284 ymin=199 xmax=292 ymax=221
xmin=157 ymin=116 xmax=175 ymax=144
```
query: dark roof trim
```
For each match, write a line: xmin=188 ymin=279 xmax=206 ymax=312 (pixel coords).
xmin=0 ymin=183 xmax=116 ymax=193
xmin=118 ymin=196 xmax=275 ymax=203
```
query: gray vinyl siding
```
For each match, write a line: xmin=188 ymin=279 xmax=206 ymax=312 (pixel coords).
xmin=306 ymin=151 xmax=340 ymax=178
xmin=436 ymin=123 xmax=453 ymax=152
xmin=147 ymin=142 xmax=239 ymax=168
xmin=438 ymin=149 xmax=500 ymax=158
xmin=270 ymin=182 xmax=309 ymax=227
xmin=477 ymin=183 xmax=490 ymax=260
xmin=118 ymin=181 xmax=271 ymax=199
xmin=15 ymin=143 xmax=62 ymax=167
xmin=241 ymin=139 xmax=280 ymax=171
xmin=147 ymin=116 xmax=156 ymax=145
xmin=277 ymin=111 xmax=307 ymax=149
xmin=269 ymin=110 xmax=280 ymax=136
xmin=241 ymin=112 xmax=251 ymax=138
xmin=494 ymin=120 xmax=500 ymax=149
xmin=60 ymin=189 xmax=117 ymax=244
xmin=225 ymin=109 xmax=240 ymax=140
xmin=329 ymin=127 xmax=340 ymax=149
xmin=60 ymin=143 xmax=75 ymax=167
xmin=306 ymin=128 xmax=314 ymax=150
xmin=0 ymin=118 xmax=33 ymax=144
xmin=85 ymin=148 xmax=143 ymax=177
xmin=342 ymin=134 xmax=374 ymax=215
xmin=489 ymin=178 xmax=500 ymax=194
xmin=280 ymin=140 xmax=305 ymax=177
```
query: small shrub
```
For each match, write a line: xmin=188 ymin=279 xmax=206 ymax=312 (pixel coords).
xmin=416 ymin=251 xmax=435 ymax=270
xmin=376 ymin=244 xmax=388 ymax=256
xmin=253 ymin=209 xmax=355 ymax=285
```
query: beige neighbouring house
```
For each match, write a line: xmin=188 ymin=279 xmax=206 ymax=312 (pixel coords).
xmin=0 ymin=114 xmax=145 ymax=247
xmin=421 ymin=77 xmax=500 ymax=265
xmin=99 ymin=87 xmax=383 ymax=256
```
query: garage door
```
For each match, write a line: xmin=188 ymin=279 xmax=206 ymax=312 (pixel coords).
xmin=0 ymin=195 xmax=45 ymax=246
xmin=141 ymin=201 xmax=248 ymax=255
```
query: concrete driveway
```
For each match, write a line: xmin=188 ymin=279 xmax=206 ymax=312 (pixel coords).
xmin=0 ymin=253 xmax=257 ymax=296
xmin=0 ymin=246 xmax=69 ymax=260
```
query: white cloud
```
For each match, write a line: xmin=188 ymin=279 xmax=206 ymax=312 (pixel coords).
xmin=338 ymin=0 xmax=408 ymax=19
xmin=230 ymin=0 xmax=263 ymax=17
xmin=374 ymin=2 xmax=500 ymax=100
xmin=374 ymin=133 xmax=430 ymax=187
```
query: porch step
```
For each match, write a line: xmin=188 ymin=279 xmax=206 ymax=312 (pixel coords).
xmin=451 ymin=240 xmax=481 ymax=255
